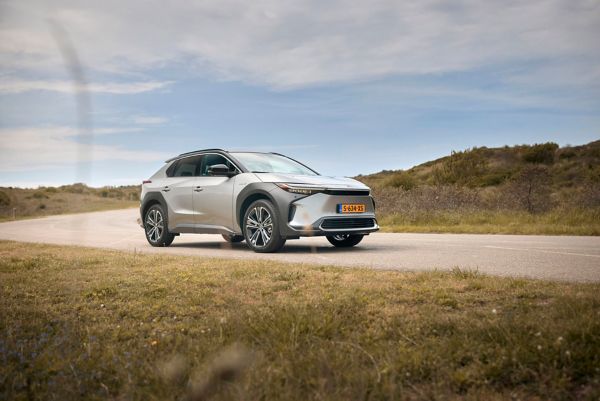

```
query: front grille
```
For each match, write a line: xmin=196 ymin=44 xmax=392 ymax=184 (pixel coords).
xmin=324 ymin=189 xmax=370 ymax=196
xmin=320 ymin=218 xmax=376 ymax=230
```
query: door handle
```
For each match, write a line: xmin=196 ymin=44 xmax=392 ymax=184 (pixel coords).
xmin=194 ymin=186 xmax=203 ymax=192
xmin=162 ymin=186 xmax=170 ymax=192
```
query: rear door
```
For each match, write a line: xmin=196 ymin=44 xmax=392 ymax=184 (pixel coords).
xmin=193 ymin=153 xmax=238 ymax=230
xmin=162 ymin=155 xmax=202 ymax=231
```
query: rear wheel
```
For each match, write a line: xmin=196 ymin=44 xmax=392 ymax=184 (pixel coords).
xmin=326 ymin=234 xmax=364 ymax=248
xmin=222 ymin=234 xmax=244 ymax=243
xmin=243 ymin=200 xmax=286 ymax=253
xmin=144 ymin=204 xmax=175 ymax=247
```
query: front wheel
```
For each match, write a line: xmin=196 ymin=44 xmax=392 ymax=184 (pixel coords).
xmin=326 ymin=234 xmax=364 ymax=248
xmin=243 ymin=200 xmax=286 ymax=253
xmin=144 ymin=204 xmax=175 ymax=247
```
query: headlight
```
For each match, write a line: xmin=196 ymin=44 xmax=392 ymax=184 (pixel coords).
xmin=275 ymin=183 xmax=326 ymax=196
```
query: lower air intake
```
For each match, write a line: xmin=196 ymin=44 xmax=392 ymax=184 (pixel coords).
xmin=320 ymin=218 xmax=376 ymax=230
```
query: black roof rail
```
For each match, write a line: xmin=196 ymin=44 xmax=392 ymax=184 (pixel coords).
xmin=165 ymin=148 xmax=228 ymax=163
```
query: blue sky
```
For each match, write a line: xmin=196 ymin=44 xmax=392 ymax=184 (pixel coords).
xmin=1 ymin=0 xmax=599 ymax=187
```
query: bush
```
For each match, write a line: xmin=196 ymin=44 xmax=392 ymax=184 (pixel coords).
xmin=32 ymin=191 xmax=48 ymax=199
xmin=558 ymin=148 xmax=577 ymax=160
xmin=433 ymin=148 xmax=487 ymax=187
xmin=476 ymin=171 xmax=513 ymax=187
xmin=582 ymin=142 xmax=600 ymax=159
xmin=574 ymin=182 xmax=600 ymax=208
xmin=0 ymin=191 xmax=10 ymax=207
xmin=508 ymin=165 xmax=552 ymax=213
xmin=522 ymin=143 xmax=558 ymax=164
xmin=372 ymin=185 xmax=483 ymax=217
xmin=61 ymin=183 xmax=89 ymax=194
xmin=384 ymin=171 xmax=417 ymax=190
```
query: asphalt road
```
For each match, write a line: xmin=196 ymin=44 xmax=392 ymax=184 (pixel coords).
xmin=1 ymin=209 xmax=599 ymax=282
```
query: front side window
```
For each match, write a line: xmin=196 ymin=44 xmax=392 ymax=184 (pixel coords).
xmin=199 ymin=154 xmax=237 ymax=176
xmin=230 ymin=153 xmax=318 ymax=176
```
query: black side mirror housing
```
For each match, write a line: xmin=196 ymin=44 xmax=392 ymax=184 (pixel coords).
xmin=207 ymin=164 xmax=237 ymax=177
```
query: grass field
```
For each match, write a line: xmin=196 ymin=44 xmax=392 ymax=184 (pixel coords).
xmin=378 ymin=209 xmax=600 ymax=236
xmin=1 ymin=241 xmax=599 ymax=400
xmin=0 ymin=185 xmax=139 ymax=222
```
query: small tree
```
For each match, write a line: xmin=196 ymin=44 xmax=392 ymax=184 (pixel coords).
xmin=511 ymin=165 xmax=551 ymax=213
xmin=522 ymin=142 xmax=558 ymax=164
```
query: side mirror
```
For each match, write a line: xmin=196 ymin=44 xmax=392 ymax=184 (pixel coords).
xmin=207 ymin=164 xmax=236 ymax=177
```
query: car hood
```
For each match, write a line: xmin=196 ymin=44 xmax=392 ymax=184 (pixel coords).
xmin=254 ymin=173 xmax=370 ymax=190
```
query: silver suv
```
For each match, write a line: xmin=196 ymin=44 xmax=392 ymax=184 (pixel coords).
xmin=140 ymin=149 xmax=378 ymax=252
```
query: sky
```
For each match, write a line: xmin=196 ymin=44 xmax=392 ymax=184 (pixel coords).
xmin=0 ymin=0 xmax=599 ymax=187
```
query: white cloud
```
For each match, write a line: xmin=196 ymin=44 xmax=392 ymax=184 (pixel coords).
xmin=94 ymin=127 xmax=145 ymax=135
xmin=0 ymin=0 xmax=598 ymax=89
xmin=132 ymin=115 xmax=168 ymax=125
xmin=0 ymin=126 xmax=167 ymax=172
xmin=0 ymin=78 xmax=174 ymax=94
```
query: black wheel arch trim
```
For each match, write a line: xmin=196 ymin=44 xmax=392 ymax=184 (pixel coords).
xmin=235 ymin=183 xmax=300 ymax=236
xmin=140 ymin=191 xmax=168 ymax=224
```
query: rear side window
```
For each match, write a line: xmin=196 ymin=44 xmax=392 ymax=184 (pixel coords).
xmin=165 ymin=161 xmax=178 ymax=177
xmin=168 ymin=156 xmax=202 ymax=177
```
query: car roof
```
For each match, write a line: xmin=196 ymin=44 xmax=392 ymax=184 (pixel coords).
xmin=165 ymin=149 xmax=277 ymax=163
xmin=165 ymin=149 xmax=320 ymax=176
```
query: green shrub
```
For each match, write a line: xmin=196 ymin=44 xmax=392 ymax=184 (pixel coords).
xmin=433 ymin=148 xmax=487 ymax=187
xmin=0 ymin=191 xmax=10 ymax=207
xmin=384 ymin=171 xmax=417 ymax=190
xmin=522 ymin=142 xmax=558 ymax=164
xmin=476 ymin=171 xmax=512 ymax=187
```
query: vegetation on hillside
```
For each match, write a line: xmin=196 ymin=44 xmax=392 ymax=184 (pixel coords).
xmin=0 ymin=183 xmax=139 ymax=221
xmin=1 ymin=241 xmax=599 ymax=400
xmin=1 ymin=141 xmax=598 ymax=234
xmin=358 ymin=141 xmax=600 ymax=235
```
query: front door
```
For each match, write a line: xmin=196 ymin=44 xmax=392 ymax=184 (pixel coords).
xmin=193 ymin=154 xmax=238 ymax=231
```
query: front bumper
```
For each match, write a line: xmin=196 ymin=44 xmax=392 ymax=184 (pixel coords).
xmin=279 ymin=191 xmax=379 ymax=237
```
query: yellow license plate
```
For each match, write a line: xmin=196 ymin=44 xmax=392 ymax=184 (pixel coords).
xmin=337 ymin=204 xmax=365 ymax=213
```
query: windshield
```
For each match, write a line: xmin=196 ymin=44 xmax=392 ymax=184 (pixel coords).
xmin=231 ymin=153 xmax=318 ymax=176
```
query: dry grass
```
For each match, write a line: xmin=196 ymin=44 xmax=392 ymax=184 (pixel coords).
xmin=370 ymin=185 xmax=600 ymax=236
xmin=1 ymin=241 xmax=599 ymax=400
xmin=379 ymin=209 xmax=600 ymax=235
xmin=0 ymin=185 xmax=139 ymax=222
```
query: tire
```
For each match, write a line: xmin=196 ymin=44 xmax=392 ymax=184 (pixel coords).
xmin=222 ymin=234 xmax=245 ymax=243
xmin=144 ymin=204 xmax=175 ymax=247
xmin=243 ymin=199 xmax=286 ymax=253
xmin=326 ymin=234 xmax=364 ymax=248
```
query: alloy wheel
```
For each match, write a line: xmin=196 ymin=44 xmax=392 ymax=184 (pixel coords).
xmin=245 ymin=206 xmax=273 ymax=248
xmin=146 ymin=209 xmax=164 ymax=243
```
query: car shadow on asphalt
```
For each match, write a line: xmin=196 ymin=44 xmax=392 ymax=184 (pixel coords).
xmin=169 ymin=241 xmax=374 ymax=254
